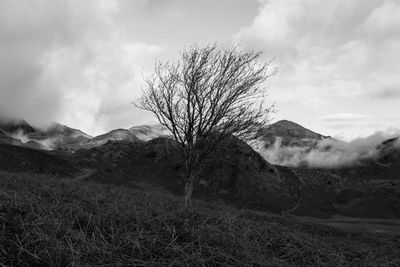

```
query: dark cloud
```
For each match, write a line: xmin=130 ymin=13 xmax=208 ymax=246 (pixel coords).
xmin=373 ymin=86 xmax=400 ymax=99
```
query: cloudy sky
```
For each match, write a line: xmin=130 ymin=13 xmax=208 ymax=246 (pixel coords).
xmin=0 ymin=0 xmax=399 ymax=139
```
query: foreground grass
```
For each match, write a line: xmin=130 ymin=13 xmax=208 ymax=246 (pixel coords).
xmin=0 ymin=172 xmax=399 ymax=266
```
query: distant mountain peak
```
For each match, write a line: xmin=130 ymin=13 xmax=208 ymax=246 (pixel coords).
xmin=42 ymin=122 xmax=92 ymax=139
xmin=268 ymin=120 xmax=322 ymax=134
xmin=259 ymin=120 xmax=324 ymax=139
xmin=274 ymin=119 xmax=299 ymax=125
xmin=253 ymin=119 xmax=326 ymax=149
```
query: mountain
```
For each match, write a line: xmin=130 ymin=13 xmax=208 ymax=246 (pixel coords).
xmin=128 ymin=125 xmax=170 ymax=141
xmin=0 ymin=121 xmax=48 ymax=149
xmin=0 ymin=120 xmax=91 ymax=151
xmin=81 ymin=125 xmax=169 ymax=149
xmin=377 ymin=137 xmax=400 ymax=165
xmin=1 ymin=117 xmax=400 ymax=219
xmin=254 ymin=120 xmax=327 ymax=148
xmin=334 ymin=136 xmax=400 ymax=181
xmin=27 ymin=123 xmax=92 ymax=151
xmin=74 ymin=136 xmax=300 ymax=213
xmin=0 ymin=129 xmax=21 ymax=145
xmin=0 ymin=119 xmax=36 ymax=135
xmin=250 ymin=120 xmax=330 ymax=166
xmin=0 ymin=119 xmax=169 ymax=151
xmin=82 ymin=128 xmax=142 ymax=149
xmin=32 ymin=123 xmax=91 ymax=140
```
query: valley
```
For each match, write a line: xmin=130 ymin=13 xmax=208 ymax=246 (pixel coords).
xmin=1 ymin=119 xmax=399 ymax=222
xmin=1 ymin=118 xmax=400 ymax=265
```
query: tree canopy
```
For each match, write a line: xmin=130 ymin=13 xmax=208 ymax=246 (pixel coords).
xmin=135 ymin=44 xmax=276 ymax=208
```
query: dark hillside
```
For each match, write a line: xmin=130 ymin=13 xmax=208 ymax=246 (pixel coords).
xmin=74 ymin=137 xmax=301 ymax=214
xmin=0 ymin=130 xmax=22 ymax=145
xmin=335 ymin=137 xmax=400 ymax=181
xmin=1 ymin=122 xmax=400 ymax=220
xmin=1 ymin=171 xmax=399 ymax=266
xmin=2 ymin=131 xmax=397 ymax=219
xmin=0 ymin=119 xmax=36 ymax=134
xmin=0 ymin=144 xmax=79 ymax=176
xmin=73 ymin=137 xmax=400 ymax=219
xmin=77 ymin=125 xmax=168 ymax=150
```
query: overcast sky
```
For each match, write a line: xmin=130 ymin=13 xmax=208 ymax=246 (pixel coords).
xmin=0 ymin=0 xmax=399 ymax=139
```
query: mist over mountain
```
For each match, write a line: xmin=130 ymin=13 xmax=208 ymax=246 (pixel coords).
xmin=1 ymin=117 xmax=400 ymax=228
xmin=253 ymin=120 xmax=400 ymax=169
xmin=1 ymin=117 xmax=399 ymax=171
xmin=0 ymin=118 xmax=169 ymax=151
xmin=0 ymin=118 xmax=36 ymax=135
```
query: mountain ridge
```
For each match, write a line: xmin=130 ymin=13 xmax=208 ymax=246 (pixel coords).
xmin=255 ymin=119 xmax=328 ymax=148
xmin=0 ymin=117 xmax=400 ymax=219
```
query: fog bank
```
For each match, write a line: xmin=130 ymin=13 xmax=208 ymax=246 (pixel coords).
xmin=256 ymin=130 xmax=400 ymax=168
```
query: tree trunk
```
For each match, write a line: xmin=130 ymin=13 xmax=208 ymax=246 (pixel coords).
xmin=182 ymin=172 xmax=195 ymax=210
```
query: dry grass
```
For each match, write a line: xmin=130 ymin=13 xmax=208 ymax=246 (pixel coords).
xmin=0 ymin=171 xmax=399 ymax=266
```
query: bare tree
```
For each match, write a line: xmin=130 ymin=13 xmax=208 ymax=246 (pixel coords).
xmin=135 ymin=44 xmax=276 ymax=209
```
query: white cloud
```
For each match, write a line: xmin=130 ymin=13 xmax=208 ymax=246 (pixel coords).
xmin=0 ymin=0 xmax=162 ymax=135
xmin=1 ymin=0 xmax=399 ymax=138
xmin=362 ymin=0 xmax=400 ymax=38
xmin=42 ymin=37 xmax=163 ymax=134
xmin=320 ymin=113 xmax=372 ymax=122
xmin=319 ymin=113 xmax=400 ymax=141
xmin=257 ymin=129 xmax=400 ymax=168
xmin=235 ymin=0 xmax=400 ymax=138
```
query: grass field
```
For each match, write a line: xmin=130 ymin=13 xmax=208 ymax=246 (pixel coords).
xmin=1 ymin=171 xmax=399 ymax=266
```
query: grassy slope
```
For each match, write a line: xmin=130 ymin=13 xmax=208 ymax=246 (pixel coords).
xmin=0 ymin=172 xmax=399 ymax=266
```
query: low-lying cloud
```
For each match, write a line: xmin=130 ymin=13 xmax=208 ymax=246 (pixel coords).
xmin=10 ymin=130 xmax=59 ymax=150
xmin=256 ymin=130 xmax=400 ymax=168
